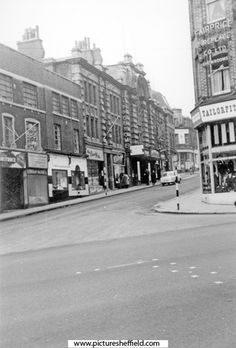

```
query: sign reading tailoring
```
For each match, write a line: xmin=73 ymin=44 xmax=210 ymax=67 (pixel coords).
xmin=199 ymin=100 xmax=236 ymax=123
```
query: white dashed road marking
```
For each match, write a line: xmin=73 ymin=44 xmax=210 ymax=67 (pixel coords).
xmin=76 ymin=271 xmax=82 ymax=275
xmin=94 ymin=268 xmax=101 ymax=272
xmin=214 ymin=281 xmax=223 ymax=284
xmin=170 ymin=262 xmax=176 ymax=265
xmin=210 ymin=271 xmax=218 ymax=274
xmin=170 ymin=269 xmax=179 ymax=273
xmin=191 ymin=275 xmax=199 ymax=278
xmin=152 ymin=265 xmax=159 ymax=269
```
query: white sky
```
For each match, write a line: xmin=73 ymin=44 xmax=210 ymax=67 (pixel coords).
xmin=1 ymin=0 xmax=195 ymax=115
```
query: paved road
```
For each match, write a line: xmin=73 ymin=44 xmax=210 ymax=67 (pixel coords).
xmin=0 ymin=176 xmax=236 ymax=348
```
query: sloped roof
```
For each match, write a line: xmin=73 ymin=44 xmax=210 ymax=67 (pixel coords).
xmin=151 ymin=90 xmax=172 ymax=111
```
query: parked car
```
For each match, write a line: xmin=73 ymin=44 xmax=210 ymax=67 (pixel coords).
xmin=160 ymin=171 xmax=181 ymax=186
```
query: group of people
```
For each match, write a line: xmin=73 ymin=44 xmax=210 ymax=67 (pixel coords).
xmin=143 ymin=169 xmax=157 ymax=186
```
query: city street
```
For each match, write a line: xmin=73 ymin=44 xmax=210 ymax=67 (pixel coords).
xmin=0 ymin=176 xmax=236 ymax=348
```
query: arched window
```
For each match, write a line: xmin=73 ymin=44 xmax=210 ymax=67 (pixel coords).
xmin=25 ymin=118 xmax=42 ymax=151
xmin=2 ymin=113 xmax=15 ymax=148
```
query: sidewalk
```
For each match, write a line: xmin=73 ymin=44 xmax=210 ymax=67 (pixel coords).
xmin=1 ymin=173 xmax=235 ymax=222
xmin=155 ymin=188 xmax=236 ymax=214
xmin=0 ymin=183 xmax=158 ymax=222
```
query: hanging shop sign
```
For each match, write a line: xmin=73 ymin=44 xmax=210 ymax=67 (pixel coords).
xmin=0 ymin=150 xmax=26 ymax=168
xmin=86 ymin=147 xmax=104 ymax=161
xmin=199 ymin=99 xmax=236 ymax=123
xmin=113 ymin=153 xmax=124 ymax=165
xmin=28 ymin=152 xmax=48 ymax=169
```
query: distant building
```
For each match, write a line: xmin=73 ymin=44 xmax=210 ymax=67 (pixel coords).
xmin=173 ymin=108 xmax=198 ymax=172
xmin=188 ymin=0 xmax=236 ymax=204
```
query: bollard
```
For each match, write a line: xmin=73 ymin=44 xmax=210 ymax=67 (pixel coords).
xmin=175 ymin=176 xmax=180 ymax=210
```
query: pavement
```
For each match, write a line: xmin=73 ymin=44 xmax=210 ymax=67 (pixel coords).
xmin=0 ymin=173 xmax=236 ymax=222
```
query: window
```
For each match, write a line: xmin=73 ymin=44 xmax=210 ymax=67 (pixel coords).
xmin=88 ymin=83 xmax=92 ymax=104
xmin=2 ymin=114 xmax=15 ymax=147
xmin=52 ymin=170 xmax=68 ymax=190
xmin=211 ymin=67 xmax=230 ymax=95
xmin=206 ymin=0 xmax=225 ymax=22
xmin=23 ymin=82 xmax=37 ymax=108
xmin=93 ymin=85 xmax=97 ymax=105
xmin=52 ymin=92 xmax=60 ymax=113
xmin=54 ymin=124 xmax=61 ymax=150
xmin=0 ymin=73 xmax=13 ymax=101
xmin=86 ymin=116 xmax=90 ymax=136
xmin=91 ymin=118 xmax=95 ymax=138
xmin=25 ymin=119 xmax=41 ymax=151
xmin=61 ymin=96 xmax=69 ymax=116
xmin=95 ymin=119 xmax=99 ymax=139
xmin=84 ymin=81 xmax=88 ymax=102
xmin=71 ymin=99 xmax=78 ymax=119
xmin=73 ymin=129 xmax=80 ymax=153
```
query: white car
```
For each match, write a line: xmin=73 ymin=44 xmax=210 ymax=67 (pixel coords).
xmin=160 ymin=171 xmax=181 ymax=186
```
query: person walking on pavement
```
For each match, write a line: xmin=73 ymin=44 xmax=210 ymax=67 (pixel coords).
xmin=151 ymin=170 xmax=156 ymax=185
xmin=145 ymin=168 xmax=150 ymax=185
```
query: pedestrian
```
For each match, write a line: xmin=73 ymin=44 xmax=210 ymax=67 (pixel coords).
xmin=145 ymin=169 xmax=150 ymax=185
xmin=122 ymin=173 xmax=129 ymax=188
xmin=151 ymin=170 xmax=156 ymax=185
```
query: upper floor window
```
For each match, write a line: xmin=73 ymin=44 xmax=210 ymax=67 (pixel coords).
xmin=211 ymin=67 xmax=230 ymax=95
xmin=0 ymin=73 xmax=13 ymax=101
xmin=206 ymin=0 xmax=225 ymax=22
xmin=25 ymin=119 xmax=41 ymax=151
xmin=2 ymin=114 xmax=15 ymax=147
xmin=73 ymin=129 xmax=80 ymax=153
xmin=54 ymin=124 xmax=61 ymax=150
xmin=52 ymin=92 xmax=60 ymax=113
xmin=71 ymin=99 xmax=78 ymax=119
xmin=23 ymin=82 xmax=37 ymax=108
xmin=61 ymin=96 xmax=69 ymax=116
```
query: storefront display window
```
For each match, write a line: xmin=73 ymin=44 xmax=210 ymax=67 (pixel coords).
xmin=52 ymin=170 xmax=68 ymax=190
xmin=71 ymin=167 xmax=85 ymax=190
xmin=213 ymin=157 xmax=236 ymax=193
xmin=28 ymin=173 xmax=48 ymax=204
xmin=87 ymin=160 xmax=103 ymax=186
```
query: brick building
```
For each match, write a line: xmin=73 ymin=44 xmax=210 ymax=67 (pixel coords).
xmin=188 ymin=0 xmax=236 ymax=204
xmin=173 ymin=108 xmax=198 ymax=172
xmin=0 ymin=29 xmax=88 ymax=211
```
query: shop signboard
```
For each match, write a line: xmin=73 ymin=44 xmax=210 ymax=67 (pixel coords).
xmin=130 ymin=145 xmax=144 ymax=156
xmin=28 ymin=152 xmax=48 ymax=169
xmin=86 ymin=147 xmax=104 ymax=161
xmin=199 ymin=99 xmax=236 ymax=123
xmin=0 ymin=150 xmax=26 ymax=168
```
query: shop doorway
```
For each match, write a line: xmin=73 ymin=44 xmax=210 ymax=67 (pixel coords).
xmin=0 ymin=168 xmax=24 ymax=210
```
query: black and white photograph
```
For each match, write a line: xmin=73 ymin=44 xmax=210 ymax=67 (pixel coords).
xmin=0 ymin=0 xmax=236 ymax=347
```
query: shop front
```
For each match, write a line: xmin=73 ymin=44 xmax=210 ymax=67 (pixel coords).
xmin=86 ymin=146 xmax=104 ymax=195
xmin=0 ymin=149 xmax=49 ymax=211
xmin=192 ymin=98 xmax=236 ymax=204
xmin=27 ymin=152 xmax=48 ymax=206
xmin=113 ymin=153 xmax=125 ymax=188
xmin=48 ymin=153 xmax=88 ymax=201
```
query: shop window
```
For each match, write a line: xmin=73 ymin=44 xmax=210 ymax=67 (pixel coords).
xmin=0 ymin=73 xmax=13 ymax=101
xmin=211 ymin=67 xmax=230 ymax=95
xmin=25 ymin=119 xmax=41 ymax=151
xmin=201 ymin=163 xmax=212 ymax=193
xmin=86 ymin=116 xmax=90 ymax=136
xmin=52 ymin=170 xmax=68 ymax=190
xmin=23 ymin=82 xmax=38 ymax=108
xmin=73 ymin=129 xmax=80 ymax=153
xmin=71 ymin=99 xmax=78 ymax=119
xmin=28 ymin=174 xmax=48 ymax=204
xmin=54 ymin=124 xmax=61 ymax=150
xmin=87 ymin=160 xmax=102 ymax=186
xmin=2 ymin=114 xmax=15 ymax=147
xmin=52 ymin=92 xmax=60 ymax=113
xmin=214 ymin=158 xmax=236 ymax=193
xmin=72 ymin=166 xmax=85 ymax=190
xmin=61 ymin=96 xmax=70 ymax=116
xmin=206 ymin=0 xmax=225 ymax=22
